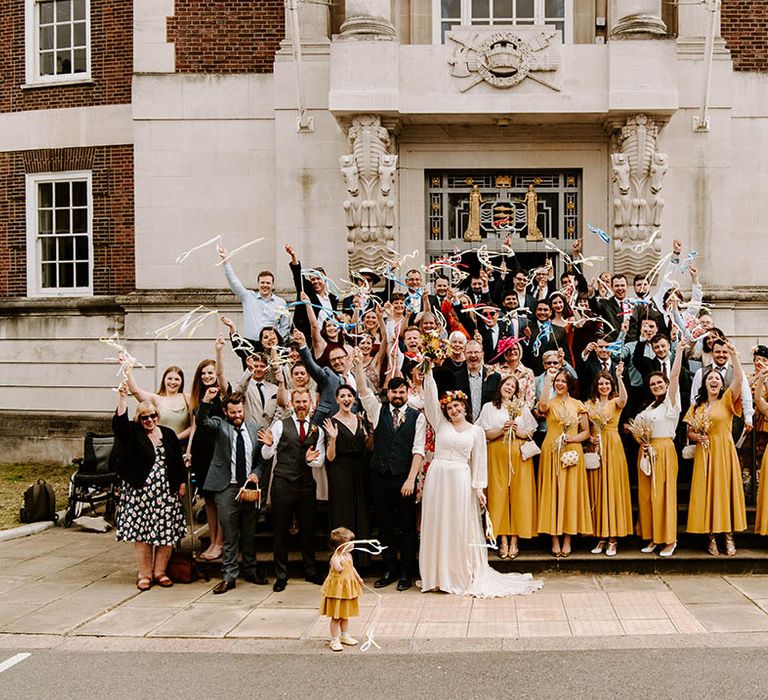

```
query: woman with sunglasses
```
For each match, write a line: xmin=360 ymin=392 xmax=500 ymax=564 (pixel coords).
xmin=113 ymin=383 xmax=187 ymax=591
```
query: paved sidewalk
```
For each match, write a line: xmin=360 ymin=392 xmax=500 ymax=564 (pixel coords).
xmin=3 ymin=528 xmax=768 ymax=647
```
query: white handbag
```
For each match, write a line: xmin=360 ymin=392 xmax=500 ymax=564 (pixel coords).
xmin=520 ymin=440 xmax=541 ymax=461
xmin=560 ymin=450 xmax=579 ymax=468
xmin=682 ymin=444 xmax=697 ymax=460
xmin=584 ymin=452 xmax=601 ymax=470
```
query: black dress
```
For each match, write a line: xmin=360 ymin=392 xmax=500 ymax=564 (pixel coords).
xmin=326 ymin=417 xmax=369 ymax=536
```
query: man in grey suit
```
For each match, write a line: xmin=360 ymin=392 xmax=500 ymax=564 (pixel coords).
xmin=198 ymin=388 xmax=268 ymax=594
xmin=292 ymin=328 xmax=358 ymax=426
xmin=236 ymin=352 xmax=278 ymax=427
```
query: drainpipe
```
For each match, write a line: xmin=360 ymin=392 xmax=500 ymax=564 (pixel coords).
xmin=693 ymin=0 xmax=721 ymax=133
xmin=285 ymin=0 xmax=314 ymax=132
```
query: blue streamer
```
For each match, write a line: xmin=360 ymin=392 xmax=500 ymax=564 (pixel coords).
xmin=587 ymin=223 xmax=611 ymax=244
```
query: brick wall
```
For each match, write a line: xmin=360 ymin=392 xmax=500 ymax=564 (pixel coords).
xmin=721 ymin=0 xmax=768 ymax=72
xmin=0 ymin=145 xmax=135 ymax=298
xmin=0 ymin=1 xmax=132 ymax=113
xmin=167 ymin=0 xmax=284 ymax=73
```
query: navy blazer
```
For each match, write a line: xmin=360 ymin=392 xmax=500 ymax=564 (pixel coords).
xmin=196 ymin=402 xmax=263 ymax=493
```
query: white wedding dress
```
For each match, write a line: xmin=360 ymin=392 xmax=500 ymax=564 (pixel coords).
xmin=419 ymin=371 xmax=542 ymax=598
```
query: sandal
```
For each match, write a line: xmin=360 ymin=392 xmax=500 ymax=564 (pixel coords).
xmin=707 ymin=535 xmax=719 ymax=557
xmin=591 ymin=540 xmax=606 ymax=555
xmin=154 ymin=573 xmax=174 ymax=588
xmin=137 ymin=577 xmax=152 ymax=591
xmin=498 ymin=540 xmax=509 ymax=560
xmin=509 ymin=545 xmax=519 ymax=560
xmin=605 ymin=541 xmax=618 ymax=557
xmin=725 ymin=533 xmax=736 ymax=557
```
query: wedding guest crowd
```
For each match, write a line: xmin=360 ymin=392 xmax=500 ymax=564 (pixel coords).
xmin=112 ymin=234 xmax=766 ymax=598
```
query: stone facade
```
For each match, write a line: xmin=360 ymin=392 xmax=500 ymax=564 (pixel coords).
xmin=1 ymin=0 xmax=768 ymax=461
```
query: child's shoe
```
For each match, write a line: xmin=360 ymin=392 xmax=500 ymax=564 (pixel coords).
xmin=329 ymin=638 xmax=343 ymax=652
xmin=340 ymin=635 xmax=358 ymax=646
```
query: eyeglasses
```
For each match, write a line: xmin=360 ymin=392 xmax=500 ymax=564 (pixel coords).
xmin=139 ymin=413 xmax=158 ymax=422
xmin=544 ymin=361 xmax=559 ymax=366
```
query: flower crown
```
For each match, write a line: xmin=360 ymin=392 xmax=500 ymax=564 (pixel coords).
xmin=440 ymin=390 xmax=468 ymax=407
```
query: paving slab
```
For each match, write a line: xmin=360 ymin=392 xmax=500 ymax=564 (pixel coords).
xmin=661 ymin=575 xmax=749 ymax=605
xmin=122 ymin=581 xmax=213 ymax=608
xmin=687 ymin=603 xmax=768 ymax=632
xmin=597 ymin=575 xmax=670 ymax=592
xmin=0 ymin=603 xmax=44 ymax=627
xmin=0 ymin=580 xmax=84 ymax=605
xmin=466 ymin=620 xmax=518 ymax=638
xmin=303 ymin=610 xmax=371 ymax=640
xmin=517 ymin=620 xmax=572 ymax=637
xmin=724 ymin=576 xmax=768 ymax=600
xmin=569 ymin=620 xmax=624 ymax=636
xmin=148 ymin=603 xmax=250 ymax=638
xmin=2 ymin=599 xmax=105 ymax=634
xmin=260 ymin=583 xmax=326 ymax=609
xmin=73 ymin=605 xmax=178 ymax=637
xmin=374 ymin=622 xmax=418 ymax=638
xmin=620 ymin=618 xmax=677 ymax=635
xmin=413 ymin=621 xmax=468 ymax=638
xmin=536 ymin=575 xmax=600 ymax=593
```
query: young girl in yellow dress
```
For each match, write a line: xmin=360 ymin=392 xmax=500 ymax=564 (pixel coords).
xmin=320 ymin=527 xmax=364 ymax=652
xmin=685 ymin=341 xmax=747 ymax=556
xmin=537 ymin=368 xmax=593 ymax=557
xmin=585 ymin=364 xmax=632 ymax=557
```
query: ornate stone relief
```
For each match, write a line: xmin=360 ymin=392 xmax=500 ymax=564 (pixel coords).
xmin=340 ymin=115 xmax=397 ymax=273
xmin=610 ymin=114 xmax=669 ymax=276
xmin=448 ymin=27 xmax=561 ymax=93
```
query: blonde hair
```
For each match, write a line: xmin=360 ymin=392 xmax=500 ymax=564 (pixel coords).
xmin=329 ymin=527 xmax=355 ymax=549
xmin=134 ymin=401 xmax=160 ymax=422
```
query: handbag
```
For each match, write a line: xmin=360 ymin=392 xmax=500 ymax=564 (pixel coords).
xmin=167 ymin=551 xmax=209 ymax=584
xmin=682 ymin=444 xmax=696 ymax=460
xmin=520 ymin=440 xmax=541 ymax=461
xmin=584 ymin=452 xmax=601 ymax=470
xmin=560 ymin=450 xmax=579 ymax=468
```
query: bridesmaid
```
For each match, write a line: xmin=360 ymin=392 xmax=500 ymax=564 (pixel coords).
xmin=585 ymin=364 xmax=632 ymax=557
xmin=685 ymin=340 xmax=747 ymax=556
xmin=323 ymin=385 xmax=370 ymax=538
xmin=634 ymin=341 xmax=686 ymax=557
xmin=537 ymin=369 xmax=593 ymax=557
xmin=477 ymin=376 xmax=538 ymax=560
xmin=753 ymin=369 xmax=768 ymax=536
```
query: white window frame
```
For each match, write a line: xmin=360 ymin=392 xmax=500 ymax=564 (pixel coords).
xmin=26 ymin=171 xmax=94 ymax=298
xmin=24 ymin=0 xmax=92 ymax=87
xmin=432 ymin=0 xmax=573 ymax=45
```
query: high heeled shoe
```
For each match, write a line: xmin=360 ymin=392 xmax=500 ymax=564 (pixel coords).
xmin=605 ymin=541 xmax=618 ymax=557
xmin=641 ymin=542 xmax=657 ymax=554
xmin=659 ymin=541 xmax=677 ymax=558
xmin=707 ymin=535 xmax=719 ymax=556
xmin=725 ymin=533 xmax=736 ymax=557
xmin=591 ymin=541 xmax=606 ymax=555
xmin=498 ymin=541 xmax=509 ymax=560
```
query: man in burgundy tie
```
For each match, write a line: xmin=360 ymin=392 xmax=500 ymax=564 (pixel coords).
xmin=259 ymin=388 xmax=326 ymax=591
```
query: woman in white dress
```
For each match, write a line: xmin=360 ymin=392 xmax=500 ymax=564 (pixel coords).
xmin=419 ymin=367 xmax=542 ymax=597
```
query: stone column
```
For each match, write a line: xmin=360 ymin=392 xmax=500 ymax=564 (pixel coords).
xmin=340 ymin=0 xmax=397 ymax=39
xmin=610 ymin=0 xmax=667 ymax=37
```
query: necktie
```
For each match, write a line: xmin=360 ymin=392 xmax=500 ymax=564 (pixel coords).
xmin=602 ymin=361 xmax=609 ymax=372
xmin=298 ymin=419 xmax=306 ymax=442
xmin=663 ymin=361 xmax=669 ymax=377
xmin=256 ymin=382 xmax=265 ymax=407
xmin=235 ymin=427 xmax=246 ymax=486
xmin=392 ymin=407 xmax=401 ymax=428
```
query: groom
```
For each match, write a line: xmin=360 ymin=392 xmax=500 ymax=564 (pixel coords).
xmin=354 ymin=351 xmax=425 ymax=591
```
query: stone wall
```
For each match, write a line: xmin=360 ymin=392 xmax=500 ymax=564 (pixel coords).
xmin=721 ymin=0 xmax=768 ymax=72
xmin=0 ymin=0 xmax=132 ymax=112
xmin=0 ymin=145 xmax=135 ymax=297
xmin=166 ymin=0 xmax=284 ymax=73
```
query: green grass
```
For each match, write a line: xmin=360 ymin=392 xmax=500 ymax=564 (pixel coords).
xmin=0 ymin=463 xmax=74 ymax=530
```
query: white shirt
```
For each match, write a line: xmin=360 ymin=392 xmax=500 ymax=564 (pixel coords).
xmin=260 ymin=415 xmax=326 ymax=467
xmin=638 ymin=394 xmax=681 ymax=439
xmin=359 ymin=391 xmax=427 ymax=457
xmin=229 ymin=424 xmax=253 ymax=483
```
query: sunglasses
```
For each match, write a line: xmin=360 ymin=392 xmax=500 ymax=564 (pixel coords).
xmin=139 ymin=413 xmax=158 ymax=422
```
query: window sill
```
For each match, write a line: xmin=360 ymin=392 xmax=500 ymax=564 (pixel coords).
xmin=0 ymin=295 xmax=122 ymax=315
xmin=21 ymin=78 xmax=94 ymax=91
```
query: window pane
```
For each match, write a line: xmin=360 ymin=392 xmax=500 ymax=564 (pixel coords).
xmin=72 ymin=182 xmax=87 ymax=206
xmin=55 ymin=210 xmax=70 ymax=234
xmin=472 ymin=0 xmax=490 ymax=18
xmin=56 ymin=0 xmax=72 ymax=22
xmin=40 ymin=1 xmax=54 ymax=24
xmin=494 ymin=0 xmax=514 ymax=19
xmin=40 ymin=52 xmax=55 ymax=76
xmin=39 ymin=183 xmax=53 ymax=208
xmin=75 ymin=262 xmax=89 ymax=287
xmin=72 ymin=208 xmax=87 ymax=233
xmin=73 ymin=48 xmax=86 ymax=73
xmin=40 ymin=26 xmax=54 ymax=51
xmin=54 ymin=182 xmax=70 ymax=207
xmin=73 ymin=0 xmax=85 ymax=21
xmin=42 ymin=264 xmax=57 ymax=288
xmin=41 ymin=238 xmax=56 ymax=262
xmin=56 ymin=23 xmax=71 ymax=49
xmin=75 ymin=236 xmax=88 ymax=260
xmin=57 ymin=50 xmax=73 ymax=74
xmin=441 ymin=0 xmax=461 ymax=19
xmin=442 ymin=20 xmax=460 ymax=41
xmin=73 ymin=21 xmax=86 ymax=47
xmin=517 ymin=0 xmax=534 ymax=18
xmin=39 ymin=210 xmax=53 ymax=235
xmin=59 ymin=262 xmax=74 ymax=288
xmin=545 ymin=0 xmax=565 ymax=18
xmin=59 ymin=237 xmax=74 ymax=261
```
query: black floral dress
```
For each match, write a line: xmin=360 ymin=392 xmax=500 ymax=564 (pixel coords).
xmin=116 ymin=443 xmax=187 ymax=546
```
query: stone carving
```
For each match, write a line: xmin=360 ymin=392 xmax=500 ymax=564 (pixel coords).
xmin=611 ymin=114 xmax=669 ymax=276
xmin=341 ymin=115 xmax=398 ymax=272
xmin=448 ymin=27 xmax=561 ymax=93
xmin=463 ymin=184 xmax=482 ymax=242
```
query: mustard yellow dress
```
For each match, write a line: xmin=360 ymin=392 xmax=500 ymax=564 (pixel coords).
xmin=685 ymin=388 xmax=747 ymax=534
xmin=586 ymin=398 xmax=633 ymax=538
xmin=537 ymin=395 xmax=593 ymax=536
xmin=756 ymin=441 xmax=768 ymax=535
xmin=478 ymin=403 xmax=538 ymax=539
xmin=319 ymin=554 xmax=361 ymax=619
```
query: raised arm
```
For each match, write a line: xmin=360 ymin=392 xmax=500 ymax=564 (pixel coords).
xmin=727 ymin=341 xmax=743 ymax=402
xmin=218 ymin=245 xmax=248 ymax=302
xmin=615 ymin=360 xmax=628 ymax=409
xmin=424 ymin=366 xmax=447 ymax=428
xmin=755 ymin=371 xmax=768 ymax=419
xmin=294 ymin=329 xmax=326 ymax=385
xmin=123 ymin=365 xmax=157 ymax=405
xmin=214 ymin=334 xmax=228 ymax=392
xmin=667 ymin=338 xmax=687 ymax=407
xmin=302 ymin=291 xmax=327 ymax=359
xmin=537 ymin=371 xmax=555 ymax=414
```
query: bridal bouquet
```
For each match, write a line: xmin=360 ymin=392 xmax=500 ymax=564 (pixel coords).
xmin=628 ymin=414 xmax=655 ymax=476
xmin=503 ymin=397 xmax=527 ymax=441
xmin=554 ymin=406 xmax=578 ymax=453
xmin=415 ymin=330 xmax=448 ymax=373
xmin=586 ymin=405 xmax=609 ymax=470
xmin=687 ymin=405 xmax=712 ymax=451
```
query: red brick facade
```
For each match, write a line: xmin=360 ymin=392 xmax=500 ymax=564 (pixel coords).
xmin=167 ymin=0 xmax=284 ymax=73
xmin=0 ymin=145 xmax=135 ymax=298
xmin=721 ymin=1 xmax=768 ymax=72
xmin=0 ymin=1 xmax=132 ymax=113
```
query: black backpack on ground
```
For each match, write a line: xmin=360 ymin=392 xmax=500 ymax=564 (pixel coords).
xmin=20 ymin=479 xmax=58 ymax=524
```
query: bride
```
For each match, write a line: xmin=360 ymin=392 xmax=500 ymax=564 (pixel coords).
xmin=419 ymin=366 xmax=542 ymax=597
